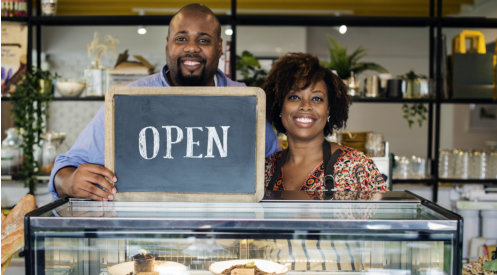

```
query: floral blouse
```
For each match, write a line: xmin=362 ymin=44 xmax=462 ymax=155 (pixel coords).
xmin=265 ymin=145 xmax=388 ymax=193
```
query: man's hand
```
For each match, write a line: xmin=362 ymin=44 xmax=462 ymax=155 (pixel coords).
xmin=54 ymin=164 xmax=117 ymax=201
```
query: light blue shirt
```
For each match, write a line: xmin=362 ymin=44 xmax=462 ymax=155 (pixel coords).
xmin=49 ymin=65 xmax=280 ymax=198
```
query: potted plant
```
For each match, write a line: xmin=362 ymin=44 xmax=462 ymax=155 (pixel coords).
xmin=321 ymin=34 xmax=388 ymax=80
xmin=9 ymin=67 xmax=56 ymax=194
xmin=236 ymin=50 xmax=268 ymax=87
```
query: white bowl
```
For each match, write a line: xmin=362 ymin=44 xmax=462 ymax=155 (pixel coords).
xmin=56 ymin=81 xmax=86 ymax=97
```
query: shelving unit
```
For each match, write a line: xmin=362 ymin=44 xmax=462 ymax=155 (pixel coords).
xmin=2 ymin=0 xmax=496 ymax=201
xmin=1 ymin=175 xmax=50 ymax=182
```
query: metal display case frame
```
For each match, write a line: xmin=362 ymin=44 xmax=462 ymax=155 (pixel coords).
xmin=24 ymin=191 xmax=463 ymax=275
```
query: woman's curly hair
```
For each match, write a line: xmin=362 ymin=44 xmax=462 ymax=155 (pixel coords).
xmin=262 ymin=52 xmax=351 ymax=136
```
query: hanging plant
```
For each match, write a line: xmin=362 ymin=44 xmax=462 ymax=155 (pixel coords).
xmin=402 ymin=103 xmax=427 ymax=128
xmin=9 ymin=67 xmax=56 ymax=194
xmin=400 ymin=70 xmax=428 ymax=128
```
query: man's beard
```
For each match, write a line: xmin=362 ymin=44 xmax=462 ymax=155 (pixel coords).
xmin=174 ymin=58 xmax=209 ymax=86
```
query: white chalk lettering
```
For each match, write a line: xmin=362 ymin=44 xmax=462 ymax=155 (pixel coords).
xmin=138 ymin=126 xmax=160 ymax=160
xmin=185 ymin=127 xmax=203 ymax=158
xmin=138 ymin=125 xmax=230 ymax=160
xmin=205 ymin=126 xmax=230 ymax=158
xmin=162 ymin=126 xmax=183 ymax=159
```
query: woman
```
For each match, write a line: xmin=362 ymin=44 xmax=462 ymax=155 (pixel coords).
xmin=262 ymin=53 xmax=387 ymax=196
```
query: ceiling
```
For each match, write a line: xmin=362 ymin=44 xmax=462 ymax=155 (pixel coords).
xmin=52 ymin=0 xmax=475 ymax=17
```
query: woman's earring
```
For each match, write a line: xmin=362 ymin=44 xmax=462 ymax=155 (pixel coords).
xmin=327 ymin=116 xmax=330 ymax=122
xmin=279 ymin=113 xmax=282 ymax=118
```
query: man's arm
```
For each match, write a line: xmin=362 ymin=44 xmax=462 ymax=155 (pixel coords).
xmin=49 ymin=105 xmax=117 ymax=200
xmin=54 ymin=165 xmax=117 ymax=201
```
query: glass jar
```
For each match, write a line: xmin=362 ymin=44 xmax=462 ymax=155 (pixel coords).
xmin=1 ymin=128 xmax=21 ymax=175
xmin=469 ymin=150 xmax=486 ymax=179
xmin=438 ymin=149 xmax=451 ymax=178
xmin=41 ymin=0 xmax=57 ymax=16
xmin=454 ymin=149 xmax=470 ymax=179
xmin=39 ymin=132 xmax=57 ymax=175
xmin=394 ymin=156 xmax=410 ymax=179
xmin=365 ymin=132 xmax=384 ymax=157
xmin=487 ymin=151 xmax=497 ymax=179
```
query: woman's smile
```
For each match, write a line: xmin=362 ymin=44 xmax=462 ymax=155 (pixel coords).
xmin=293 ymin=115 xmax=316 ymax=127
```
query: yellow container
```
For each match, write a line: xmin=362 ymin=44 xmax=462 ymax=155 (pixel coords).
xmin=452 ymin=30 xmax=486 ymax=54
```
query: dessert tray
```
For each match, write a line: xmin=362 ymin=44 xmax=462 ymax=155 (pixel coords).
xmin=209 ymin=259 xmax=289 ymax=275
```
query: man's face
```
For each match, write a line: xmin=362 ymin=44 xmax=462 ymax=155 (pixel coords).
xmin=166 ymin=11 xmax=222 ymax=86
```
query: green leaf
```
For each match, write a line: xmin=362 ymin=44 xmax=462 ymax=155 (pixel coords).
xmin=235 ymin=50 xmax=268 ymax=87
xmin=401 ymin=103 xmax=428 ymax=128
xmin=323 ymin=34 xmax=388 ymax=79
xmin=9 ymin=67 xmax=55 ymax=194
xmin=483 ymin=259 xmax=497 ymax=271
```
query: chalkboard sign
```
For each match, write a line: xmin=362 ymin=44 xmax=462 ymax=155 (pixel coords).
xmin=105 ymin=86 xmax=266 ymax=202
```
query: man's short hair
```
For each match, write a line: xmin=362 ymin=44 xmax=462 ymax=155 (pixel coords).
xmin=168 ymin=3 xmax=222 ymax=39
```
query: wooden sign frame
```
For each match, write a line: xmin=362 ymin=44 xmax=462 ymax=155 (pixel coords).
xmin=105 ymin=86 xmax=266 ymax=202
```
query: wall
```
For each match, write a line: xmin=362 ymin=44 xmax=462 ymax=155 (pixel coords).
xmin=40 ymin=18 xmax=496 ymax=157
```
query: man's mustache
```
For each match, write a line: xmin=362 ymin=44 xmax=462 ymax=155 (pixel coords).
xmin=178 ymin=54 xmax=206 ymax=64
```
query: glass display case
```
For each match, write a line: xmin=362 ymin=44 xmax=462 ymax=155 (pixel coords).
xmin=25 ymin=191 xmax=462 ymax=275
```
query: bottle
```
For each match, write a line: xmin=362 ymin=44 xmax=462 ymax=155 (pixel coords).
xmin=1 ymin=1 xmax=6 ymax=17
xmin=16 ymin=0 xmax=27 ymax=17
xmin=1 ymin=128 xmax=21 ymax=175
xmin=39 ymin=132 xmax=57 ymax=175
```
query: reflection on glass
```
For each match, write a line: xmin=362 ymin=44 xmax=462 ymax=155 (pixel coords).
xmin=41 ymin=236 xmax=449 ymax=274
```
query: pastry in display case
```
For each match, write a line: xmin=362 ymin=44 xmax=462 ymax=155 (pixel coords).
xmin=24 ymin=191 xmax=462 ymax=275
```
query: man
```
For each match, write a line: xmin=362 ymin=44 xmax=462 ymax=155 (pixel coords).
xmin=49 ymin=3 xmax=280 ymax=201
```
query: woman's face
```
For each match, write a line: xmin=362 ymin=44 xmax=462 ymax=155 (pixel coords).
xmin=281 ymin=80 xmax=329 ymax=142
